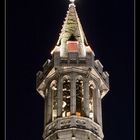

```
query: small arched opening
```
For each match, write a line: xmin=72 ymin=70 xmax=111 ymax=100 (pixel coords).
xmin=76 ymin=75 xmax=84 ymax=117
xmin=50 ymin=80 xmax=57 ymax=121
xmin=89 ymin=80 xmax=96 ymax=120
xmin=62 ymin=75 xmax=71 ymax=117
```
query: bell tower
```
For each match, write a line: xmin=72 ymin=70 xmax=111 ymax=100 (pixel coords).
xmin=36 ymin=1 xmax=109 ymax=140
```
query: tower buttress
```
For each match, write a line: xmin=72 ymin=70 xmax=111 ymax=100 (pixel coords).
xmin=36 ymin=1 xmax=109 ymax=140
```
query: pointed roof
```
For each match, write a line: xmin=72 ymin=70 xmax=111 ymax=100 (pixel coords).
xmin=57 ymin=3 xmax=88 ymax=46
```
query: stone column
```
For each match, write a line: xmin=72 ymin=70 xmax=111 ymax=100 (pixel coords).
xmin=70 ymin=73 xmax=76 ymax=115
xmin=93 ymin=88 xmax=102 ymax=127
xmin=93 ymin=88 xmax=98 ymax=124
xmin=45 ymin=88 xmax=52 ymax=124
xmin=83 ymin=78 xmax=89 ymax=117
xmin=97 ymin=89 xmax=102 ymax=127
xmin=57 ymin=76 xmax=63 ymax=117
xmin=44 ymin=90 xmax=47 ymax=127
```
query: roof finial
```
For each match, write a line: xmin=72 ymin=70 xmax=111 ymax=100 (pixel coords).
xmin=69 ymin=0 xmax=76 ymax=7
xmin=69 ymin=0 xmax=75 ymax=3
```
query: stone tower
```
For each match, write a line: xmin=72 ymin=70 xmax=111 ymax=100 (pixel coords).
xmin=36 ymin=1 xmax=109 ymax=140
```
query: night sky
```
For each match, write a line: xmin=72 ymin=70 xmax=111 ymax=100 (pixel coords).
xmin=6 ymin=0 xmax=134 ymax=140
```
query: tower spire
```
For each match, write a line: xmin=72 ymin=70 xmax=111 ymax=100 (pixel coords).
xmin=56 ymin=0 xmax=88 ymax=57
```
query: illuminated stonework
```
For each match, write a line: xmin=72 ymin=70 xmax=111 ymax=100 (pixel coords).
xmin=36 ymin=1 xmax=109 ymax=140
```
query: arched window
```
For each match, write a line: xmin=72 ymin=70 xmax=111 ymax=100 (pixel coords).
xmin=50 ymin=80 xmax=57 ymax=121
xmin=62 ymin=75 xmax=71 ymax=117
xmin=89 ymin=80 xmax=96 ymax=120
xmin=76 ymin=75 xmax=84 ymax=116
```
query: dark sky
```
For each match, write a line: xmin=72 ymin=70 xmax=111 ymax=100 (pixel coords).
xmin=6 ymin=0 xmax=134 ymax=140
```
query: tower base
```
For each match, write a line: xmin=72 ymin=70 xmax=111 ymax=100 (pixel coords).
xmin=43 ymin=116 xmax=103 ymax=140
